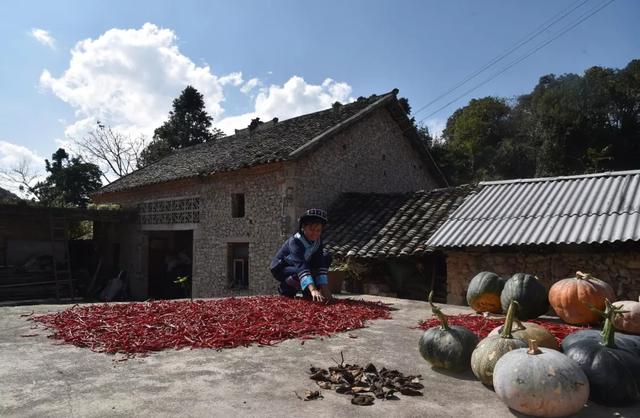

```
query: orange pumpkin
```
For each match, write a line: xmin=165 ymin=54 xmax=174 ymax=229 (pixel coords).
xmin=549 ymin=271 xmax=615 ymax=325
xmin=613 ymin=297 xmax=640 ymax=335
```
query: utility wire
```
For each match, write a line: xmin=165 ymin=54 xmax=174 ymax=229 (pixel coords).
xmin=417 ymin=0 xmax=615 ymax=124
xmin=339 ymin=0 xmax=616 ymax=187
xmin=411 ymin=0 xmax=592 ymax=118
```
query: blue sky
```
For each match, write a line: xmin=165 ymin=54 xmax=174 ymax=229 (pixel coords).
xmin=0 ymin=0 xmax=638 ymax=190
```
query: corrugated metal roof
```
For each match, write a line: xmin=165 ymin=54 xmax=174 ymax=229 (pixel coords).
xmin=426 ymin=170 xmax=640 ymax=248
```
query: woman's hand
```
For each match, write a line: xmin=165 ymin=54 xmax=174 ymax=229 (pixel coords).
xmin=310 ymin=288 xmax=325 ymax=302
xmin=319 ymin=285 xmax=333 ymax=302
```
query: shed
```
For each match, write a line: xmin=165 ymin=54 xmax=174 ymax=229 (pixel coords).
xmin=322 ymin=185 xmax=474 ymax=301
xmin=426 ymin=170 xmax=640 ymax=304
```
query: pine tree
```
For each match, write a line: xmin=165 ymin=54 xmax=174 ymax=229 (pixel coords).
xmin=139 ymin=86 xmax=225 ymax=167
xmin=153 ymin=85 xmax=224 ymax=149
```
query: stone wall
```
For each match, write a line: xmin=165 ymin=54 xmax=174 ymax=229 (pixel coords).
xmin=445 ymin=246 xmax=640 ymax=305
xmin=193 ymin=165 xmax=286 ymax=297
xmin=97 ymin=164 xmax=289 ymax=299
xmin=293 ymin=107 xmax=438 ymax=219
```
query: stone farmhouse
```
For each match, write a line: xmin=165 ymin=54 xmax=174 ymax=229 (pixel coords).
xmin=91 ymin=90 xmax=447 ymax=299
xmin=427 ymin=170 xmax=640 ymax=304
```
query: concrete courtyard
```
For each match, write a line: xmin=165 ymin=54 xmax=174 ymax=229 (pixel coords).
xmin=1 ymin=295 xmax=638 ymax=418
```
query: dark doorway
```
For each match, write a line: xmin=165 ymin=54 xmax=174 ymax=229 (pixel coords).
xmin=386 ymin=251 xmax=447 ymax=302
xmin=228 ymin=243 xmax=249 ymax=289
xmin=148 ymin=230 xmax=193 ymax=299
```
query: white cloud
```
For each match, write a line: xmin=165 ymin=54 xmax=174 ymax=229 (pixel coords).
xmin=31 ymin=28 xmax=56 ymax=49
xmin=0 ymin=141 xmax=44 ymax=169
xmin=240 ymin=77 xmax=260 ymax=94
xmin=216 ymin=76 xmax=353 ymax=134
xmin=39 ymin=23 xmax=227 ymax=141
xmin=219 ymin=72 xmax=243 ymax=87
xmin=0 ymin=141 xmax=46 ymax=196
xmin=39 ymin=23 xmax=354 ymax=153
xmin=424 ymin=117 xmax=447 ymax=139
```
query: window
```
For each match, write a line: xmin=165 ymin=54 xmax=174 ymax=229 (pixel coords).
xmin=231 ymin=193 xmax=245 ymax=218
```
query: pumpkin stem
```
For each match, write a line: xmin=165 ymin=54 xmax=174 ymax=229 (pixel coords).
xmin=428 ymin=290 xmax=449 ymax=330
xmin=600 ymin=299 xmax=628 ymax=348
xmin=527 ymin=339 xmax=542 ymax=355
xmin=500 ymin=300 xmax=519 ymax=339
xmin=575 ymin=271 xmax=589 ymax=281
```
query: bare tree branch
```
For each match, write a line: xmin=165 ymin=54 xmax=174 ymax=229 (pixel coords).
xmin=74 ymin=122 xmax=147 ymax=183
xmin=0 ymin=157 xmax=42 ymax=199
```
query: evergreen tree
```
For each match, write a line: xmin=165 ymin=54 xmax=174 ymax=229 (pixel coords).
xmin=139 ymin=86 xmax=225 ymax=167
xmin=33 ymin=148 xmax=103 ymax=208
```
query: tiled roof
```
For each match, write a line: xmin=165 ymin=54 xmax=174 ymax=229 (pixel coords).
xmin=323 ymin=185 xmax=475 ymax=259
xmin=426 ymin=170 xmax=640 ymax=248
xmin=97 ymin=90 xmax=446 ymax=195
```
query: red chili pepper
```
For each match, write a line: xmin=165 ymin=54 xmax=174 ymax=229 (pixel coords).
xmin=416 ymin=313 xmax=591 ymax=344
xmin=30 ymin=297 xmax=390 ymax=355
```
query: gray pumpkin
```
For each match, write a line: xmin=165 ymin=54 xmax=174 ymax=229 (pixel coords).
xmin=493 ymin=340 xmax=589 ymax=417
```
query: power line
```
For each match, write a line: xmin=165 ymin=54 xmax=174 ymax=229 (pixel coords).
xmin=342 ymin=0 xmax=616 ymax=187
xmin=411 ymin=0 xmax=592 ymax=119
xmin=417 ymin=0 xmax=615 ymax=125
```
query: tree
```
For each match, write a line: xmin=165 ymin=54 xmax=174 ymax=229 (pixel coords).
xmin=138 ymin=138 xmax=172 ymax=169
xmin=75 ymin=121 xmax=147 ymax=183
xmin=438 ymin=97 xmax=531 ymax=183
xmin=139 ymin=86 xmax=225 ymax=167
xmin=426 ymin=59 xmax=640 ymax=184
xmin=0 ymin=157 xmax=42 ymax=200
xmin=33 ymin=148 xmax=103 ymax=208
xmin=518 ymin=60 xmax=640 ymax=176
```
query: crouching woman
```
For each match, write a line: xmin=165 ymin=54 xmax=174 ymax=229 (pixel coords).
xmin=269 ymin=208 xmax=332 ymax=302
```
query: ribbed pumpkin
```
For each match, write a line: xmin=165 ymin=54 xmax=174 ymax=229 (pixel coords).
xmin=613 ymin=297 xmax=640 ymax=335
xmin=562 ymin=328 xmax=640 ymax=357
xmin=562 ymin=300 xmax=640 ymax=406
xmin=548 ymin=271 xmax=616 ymax=325
xmin=500 ymin=273 xmax=549 ymax=320
xmin=466 ymin=272 xmax=506 ymax=313
xmin=488 ymin=320 xmax=559 ymax=350
xmin=470 ymin=300 xmax=527 ymax=386
xmin=493 ymin=340 xmax=589 ymax=417
xmin=419 ymin=292 xmax=478 ymax=373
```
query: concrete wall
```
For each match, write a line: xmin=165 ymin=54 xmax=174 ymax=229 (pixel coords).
xmin=445 ymin=245 xmax=640 ymax=305
xmin=292 ymin=107 xmax=438 ymax=218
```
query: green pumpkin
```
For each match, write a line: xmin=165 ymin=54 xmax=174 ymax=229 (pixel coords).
xmin=419 ymin=292 xmax=478 ymax=373
xmin=562 ymin=301 xmax=640 ymax=406
xmin=471 ymin=300 xmax=527 ymax=386
xmin=500 ymin=273 xmax=549 ymax=320
xmin=466 ymin=271 xmax=506 ymax=313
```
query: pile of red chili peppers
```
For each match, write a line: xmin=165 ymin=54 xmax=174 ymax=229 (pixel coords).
xmin=418 ymin=314 xmax=591 ymax=345
xmin=30 ymin=296 xmax=390 ymax=355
